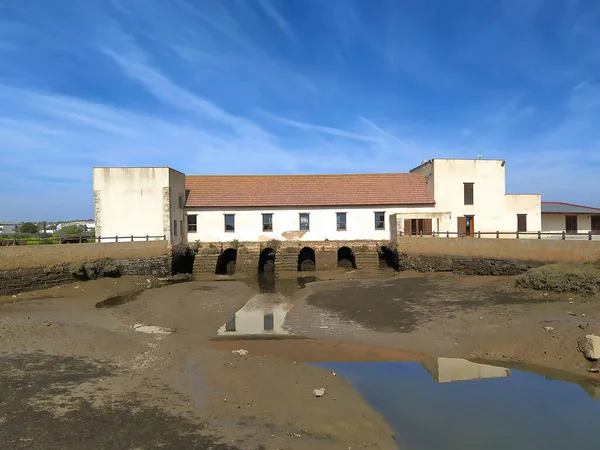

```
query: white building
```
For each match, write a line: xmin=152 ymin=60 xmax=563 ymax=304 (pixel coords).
xmin=92 ymin=158 xmax=543 ymax=244
xmin=92 ymin=167 xmax=187 ymax=244
xmin=541 ymin=202 xmax=600 ymax=236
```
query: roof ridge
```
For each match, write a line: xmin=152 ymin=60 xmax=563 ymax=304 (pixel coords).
xmin=542 ymin=201 xmax=600 ymax=210
xmin=185 ymin=172 xmax=418 ymax=178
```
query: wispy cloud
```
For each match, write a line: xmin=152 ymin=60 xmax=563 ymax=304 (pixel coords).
xmin=0 ymin=0 xmax=599 ymax=220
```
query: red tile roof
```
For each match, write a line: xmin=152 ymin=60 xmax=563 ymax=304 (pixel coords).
xmin=185 ymin=173 xmax=435 ymax=208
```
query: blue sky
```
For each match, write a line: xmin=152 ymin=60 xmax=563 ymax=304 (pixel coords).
xmin=1 ymin=0 xmax=599 ymax=221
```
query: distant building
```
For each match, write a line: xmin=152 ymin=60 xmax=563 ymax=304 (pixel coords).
xmin=541 ymin=202 xmax=600 ymax=236
xmin=0 ymin=222 xmax=18 ymax=234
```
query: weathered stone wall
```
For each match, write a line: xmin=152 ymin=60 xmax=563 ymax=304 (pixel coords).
xmin=396 ymin=236 xmax=600 ymax=263
xmin=398 ymin=254 xmax=544 ymax=276
xmin=192 ymin=240 xmax=383 ymax=275
xmin=0 ymin=241 xmax=172 ymax=295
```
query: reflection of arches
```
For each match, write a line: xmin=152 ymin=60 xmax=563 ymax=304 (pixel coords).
xmin=258 ymin=248 xmax=276 ymax=274
xmin=378 ymin=246 xmax=400 ymax=271
xmin=337 ymin=246 xmax=357 ymax=269
xmin=297 ymin=247 xmax=316 ymax=272
xmin=216 ymin=248 xmax=237 ymax=275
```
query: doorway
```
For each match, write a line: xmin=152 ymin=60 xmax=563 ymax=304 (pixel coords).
xmin=565 ymin=215 xmax=578 ymax=234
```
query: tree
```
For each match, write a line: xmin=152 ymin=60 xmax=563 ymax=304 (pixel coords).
xmin=60 ymin=224 xmax=85 ymax=236
xmin=18 ymin=222 xmax=38 ymax=234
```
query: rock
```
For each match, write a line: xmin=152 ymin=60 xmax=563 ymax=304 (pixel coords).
xmin=543 ymin=326 xmax=555 ymax=332
xmin=588 ymin=368 xmax=600 ymax=373
xmin=231 ymin=349 xmax=248 ymax=356
xmin=567 ymin=312 xmax=577 ymax=316
xmin=44 ymin=320 xmax=51 ymax=326
xmin=313 ymin=388 xmax=326 ymax=397
xmin=578 ymin=335 xmax=600 ymax=361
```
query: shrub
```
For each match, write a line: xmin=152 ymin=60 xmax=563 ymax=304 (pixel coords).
xmin=515 ymin=263 xmax=600 ymax=295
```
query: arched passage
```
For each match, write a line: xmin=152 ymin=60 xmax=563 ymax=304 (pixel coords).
xmin=297 ymin=247 xmax=316 ymax=272
xmin=258 ymin=247 xmax=276 ymax=274
xmin=337 ymin=246 xmax=357 ymax=269
xmin=378 ymin=246 xmax=400 ymax=271
xmin=215 ymin=248 xmax=238 ymax=275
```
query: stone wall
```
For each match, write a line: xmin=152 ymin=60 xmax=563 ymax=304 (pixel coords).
xmin=0 ymin=241 xmax=172 ymax=296
xmin=193 ymin=240 xmax=384 ymax=275
xmin=396 ymin=236 xmax=600 ymax=263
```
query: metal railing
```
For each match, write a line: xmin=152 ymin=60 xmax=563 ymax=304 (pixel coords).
xmin=96 ymin=235 xmax=167 ymax=243
xmin=399 ymin=230 xmax=600 ymax=241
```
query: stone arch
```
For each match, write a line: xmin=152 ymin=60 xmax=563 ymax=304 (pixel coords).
xmin=215 ymin=248 xmax=238 ymax=275
xmin=258 ymin=247 xmax=276 ymax=274
xmin=378 ymin=245 xmax=400 ymax=271
xmin=297 ymin=247 xmax=316 ymax=272
xmin=337 ymin=246 xmax=357 ymax=269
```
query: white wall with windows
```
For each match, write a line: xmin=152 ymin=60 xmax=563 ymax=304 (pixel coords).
xmin=186 ymin=205 xmax=436 ymax=243
xmin=411 ymin=159 xmax=541 ymax=234
xmin=542 ymin=214 xmax=600 ymax=235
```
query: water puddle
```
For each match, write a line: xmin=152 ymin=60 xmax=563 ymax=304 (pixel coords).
xmin=313 ymin=358 xmax=600 ymax=450
xmin=217 ymin=276 xmax=316 ymax=337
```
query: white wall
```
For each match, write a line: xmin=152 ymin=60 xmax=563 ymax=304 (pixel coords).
xmin=93 ymin=167 xmax=187 ymax=244
xmin=168 ymin=169 xmax=187 ymax=245
xmin=411 ymin=159 xmax=541 ymax=234
xmin=542 ymin=214 xmax=592 ymax=233
xmin=187 ymin=205 xmax=437 ymax=243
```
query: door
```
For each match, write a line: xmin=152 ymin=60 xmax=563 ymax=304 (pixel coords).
xmin=565 ymin=215 xmax=578 ymax=234
xmin=592 ymin=216 xmax=600 ymax=233
xmin=465 ymin=216 xmax=474 ymax=237
xmin=457 ymin=216 xmax=467 ymax=237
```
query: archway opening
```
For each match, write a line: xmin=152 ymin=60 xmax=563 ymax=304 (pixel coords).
xmin=215 ymin=248 xmax=238 ymax=275
xmin=337 ymin=246 xmax=357 ymax=269
xmin=258 ymin=247 xmax=276 ymax=274
xmin=297 ymin=247 xmax=316 ymax=272
xmin=378 ymin=246 xmax=400 ymax=271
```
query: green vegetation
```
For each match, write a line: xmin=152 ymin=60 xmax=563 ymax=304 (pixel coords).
xmin=516 ymin=260 xmax=600 ymax=295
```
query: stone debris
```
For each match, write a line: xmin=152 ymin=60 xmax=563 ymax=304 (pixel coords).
xmin=132 ymin=324 xmax=171 ymax=335
xmin=543 ymin=326 xmax=554 ymax=332
xmin=44 ymin=320 xmax=51 ymax=327
xmin=231 ymin=349 xmax=248 ymax=356
xmin=578 ymin=334 xmax=600 ymax=361
xmin=313 ymin=388 xmax=326 ymax=398
xmin=567 ymin=312 xmax=577 ymax=316
xmin=588 ymin=368 xmax=600 ymax=373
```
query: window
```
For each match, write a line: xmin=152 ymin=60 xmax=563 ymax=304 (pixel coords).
xmin=173 ymin=220 xmax=177 ymax=236
xmin=178 ymin=194 xmax=184 ymax=209
xmin=180 ymin=221 xmax=183 ymax=236
xmin=565 ymin=215 xmax=577 ymax=234
xmin=224 ymin=214 xmax=235 ymax=232
xmin=264 ymin=313 xmax=274 ymax=330
xmin=187 ymin=215 xmax=197 ymax=232
xmin=336 ymin=212 xmax=347 ymax=231
xmin=375 ymin=212 xmax=385 ymax=230
xmin=262 ymin=213 xmax=273 ymax=232
xmin=517 ymin=214 xmax=527 ymax=232
xmin=299 ymin=213 xmax=310 ymax=231
xmin=464 ymin=183 xmax=474 ymax=205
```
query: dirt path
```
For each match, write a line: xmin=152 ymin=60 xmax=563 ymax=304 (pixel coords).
xmin=1 ymin=271 xmax=599 ymax=449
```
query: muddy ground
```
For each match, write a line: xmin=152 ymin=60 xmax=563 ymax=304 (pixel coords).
xmin=1 ymin=270 xmax=599 ymax=449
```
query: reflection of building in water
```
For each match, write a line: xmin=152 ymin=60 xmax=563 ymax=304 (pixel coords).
xmin=422 ymin=357 xmax=510 ymax=383
xmin=217 ymin=294 xmax=293 ymax=336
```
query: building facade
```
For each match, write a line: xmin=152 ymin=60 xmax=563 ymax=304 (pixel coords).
xmin=93 ymin=158 xmax=544 ymax=244
xmin=541 ymin=202 xmax=600 ymax=236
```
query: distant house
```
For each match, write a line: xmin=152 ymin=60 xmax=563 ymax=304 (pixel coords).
xmin=0 ymin=222 xmax=18 ymax=234
xmin=542 ymin=202 xmax=600 ymax=235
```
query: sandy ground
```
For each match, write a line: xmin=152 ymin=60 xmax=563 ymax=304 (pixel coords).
xmin=1 ymin=270 xmax=599 ymax=449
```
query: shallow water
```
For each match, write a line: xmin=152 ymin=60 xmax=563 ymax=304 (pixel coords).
xmin=314 ymin=360 xmax=600 ymax=450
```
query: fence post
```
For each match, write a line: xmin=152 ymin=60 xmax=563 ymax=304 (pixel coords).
xmin=163 ymin=235 xmax=166 ymax=240
xmin=446 ymin=231 xmax=449 ymax=238
xmin=589 ymin=231 xmax=593 ymax=241
xmin=538 ymin=231 xmax=541 ymax=240
xmin=496 ymin=231 xmax=499 ymax=239
xmin=562 ymin=231 xmax=565 ymax=240
xmin=477 ymin=231 xmax=481 ymax=238
xmin=146 ymin=235 xmax=149 ymax=241
xmin=115 ymin=235 xmax=119 ymax=243
xmin=516 ymin=231 xmax=519 ymax=239
xmin=131 ymin=235 xmax=134 ymax=242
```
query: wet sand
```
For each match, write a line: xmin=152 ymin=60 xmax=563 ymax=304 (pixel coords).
xmin=1 ymin=271 xmax=599 ymax=449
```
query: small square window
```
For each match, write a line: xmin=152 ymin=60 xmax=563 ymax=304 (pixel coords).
xmin=173 ymin=220 xmax=177 ymax=236
xmin=299 ymin=213 xmax=310 ymax=231
xmin=224 ymin=214 xmax=235 ymax=232
xmin=187 ymin=215 xmax=197 ymax=232
xmin=336 ymin=212 xmax=347 ymax=231
xmin=262 ymin=213 xmax=273 ymax=232
xmin=375 ymin=212 xmax=385 ymax=230
xmin=464 ymin=183 xmax=474 ymax=205
xmin=517 ymin=214 xmax=527 ymax=232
